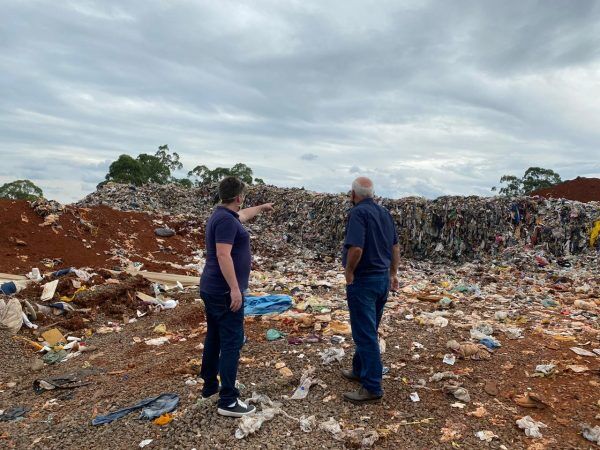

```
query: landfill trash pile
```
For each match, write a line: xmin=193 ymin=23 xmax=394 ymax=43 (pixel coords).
xmin=0 ymin=182 xmax=599 ymax=449
xmin=532 ymin=176 xmax=600 ymax=203
xmin=78 ymin=182 xmax=600 ymax=261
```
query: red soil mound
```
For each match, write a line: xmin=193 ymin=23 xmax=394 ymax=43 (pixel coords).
xmin=0 ymin=200 xmax=204 ymax=275
xmin=532 ymin=177 xmax=600 ymax=203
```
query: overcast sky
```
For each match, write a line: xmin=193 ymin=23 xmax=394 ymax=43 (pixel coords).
xmin=2 ymin=0 xmax=600 ymax=203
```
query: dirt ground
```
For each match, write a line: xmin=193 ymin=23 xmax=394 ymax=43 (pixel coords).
xmin=0 ymin=200 xmax=204 ymax=275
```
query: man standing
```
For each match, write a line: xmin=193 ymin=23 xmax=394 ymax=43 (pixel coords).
xmin=341 ymin=177 xmax=400 ymax=403
xmin=200 ymin=176 xmax=273 ymax=417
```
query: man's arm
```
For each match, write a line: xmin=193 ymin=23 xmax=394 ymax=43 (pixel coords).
xmin=238 ymin=203 xmax=274 ymax=223
xmin=345 ymin=246 xmax=363 ymax=285
xmin=216 ymin=243 xmax=243 ymax=312
xmin=390 ymin=243 xmax=400 ymax=291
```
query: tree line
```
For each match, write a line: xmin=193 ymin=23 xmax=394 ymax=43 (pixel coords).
xmin=0 ymin=145 xmax=564 ymax=201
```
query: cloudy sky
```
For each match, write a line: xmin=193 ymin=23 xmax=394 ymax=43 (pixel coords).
xmin=2 ymin=0 xmax=600 ymax=202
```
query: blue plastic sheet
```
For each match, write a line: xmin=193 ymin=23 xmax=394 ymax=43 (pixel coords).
xmin=244 ymin=294 xmax=292 ymax=316
xmin=91 ymin=393 xmax=179 ymax=425
xmin=0 ymin=282 xmax=17 ymax=295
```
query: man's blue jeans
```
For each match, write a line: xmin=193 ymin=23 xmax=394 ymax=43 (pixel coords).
xmin=199 ymin=291 xmax=244 ymax=408
xmin=347 ymin=274 xmax=389 ymax=396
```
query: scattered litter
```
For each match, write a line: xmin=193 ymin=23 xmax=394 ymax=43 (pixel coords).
xmin=291 ymin=367 xmax=326 ymax=400
xmin=92 ymin=393 xmax=179 ymax=425
xmin=570 ymin=347 xmax=597 ymax=357
xmin=475 ymin=430 xmax=498 ymax=442
xmin=410 ymin=392 xmax=420 ymax=402
xmin=266 ymin=328 xmax=284 ymax=341
xmin=40 ymin=280 xmax=59 ymax=301
xmin=443 ymin=381 xmax=471 ymax=402
xmin=0 ymin=406 xmax=30 ymax=422
xmin=516 ymin=415 xmax=547 ymax=438
xmin=145 ymin=337 xmax=170 ymax=346
xmin=139 ymin=439 xmax=153 ymax=448
xmin=582 ymin=424 xmax=600 ymax=445
xmin=534 ymin=364 xmax=556 ymax=376
xmin=319 ymin=347 xmax=345 ymax=365
xmin=442 ymin=354 xmax=456 ymax=365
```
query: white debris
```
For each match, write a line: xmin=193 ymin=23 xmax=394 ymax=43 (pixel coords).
xmin=516 ymin=416 xmax=547 ymax=438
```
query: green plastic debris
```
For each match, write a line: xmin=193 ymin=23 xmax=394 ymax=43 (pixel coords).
xmin=266 ymin=328 xmax=284 ymax=341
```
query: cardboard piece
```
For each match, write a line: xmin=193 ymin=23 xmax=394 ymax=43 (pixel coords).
xmin=42 ymin=328 xmax=67 ymax=346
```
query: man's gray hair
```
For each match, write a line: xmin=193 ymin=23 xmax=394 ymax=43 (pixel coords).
xmin=352 ymin=177 xmax=374 ymax=198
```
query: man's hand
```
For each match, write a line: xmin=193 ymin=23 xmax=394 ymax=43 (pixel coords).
xmin=261 ymin=203 xmax=274 ymax=212
xmin=345 ymin=270 xmax=354 ymax=285
xmin=230 ymin=289 xmax=243 ymax=312
xmin=390 ymin=275 xmax=399 ymax=292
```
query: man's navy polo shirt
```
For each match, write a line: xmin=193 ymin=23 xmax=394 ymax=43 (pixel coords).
xmin=200 ymin=206 xmax=251 ymax=295
xmin=342 ymin=198 xmax=398 ymax=277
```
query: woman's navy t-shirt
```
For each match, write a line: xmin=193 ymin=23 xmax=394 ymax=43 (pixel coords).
xmin=200 ymin=206 xmax=251 ymax=295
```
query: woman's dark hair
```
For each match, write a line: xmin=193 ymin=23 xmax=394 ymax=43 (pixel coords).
xmin=218 ymin=177 xmax=245 ymax=203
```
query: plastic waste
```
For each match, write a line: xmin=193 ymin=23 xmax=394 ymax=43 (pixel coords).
xmin=410 ymin=392 xmax=420 ymax=402
xmin=429 ymin=372 xmax=459 ymax=382
xmin=299 ymin=415 xmax=316 ymax=432
xmin=266 ymin=328 xmax=284 ymax=341
xmin=92 ymin=393 xmax=179 ymax=425
xmin=516 ymin=415 xmax=547 ymax=438
xmin=0 ymin=298 xmax=24 ymax=334
xmin=475 ymin=430 xmax=498 ymax=442
xmin=291 ymin=367 xmax=325 ymax=400
xmin=582 ymin=424 xmax=600 ymax=445
xmin=235 ymin=393 xmax=282 ymax=439
xmin=139 ymin=439 xmax=153 ymax=448
xmin=443 ymin=381 xmax=471 ymax=402
xmin=319 ymin=347 xmax=345 ymax=364
xmin=534 ymin=364 xmax=556 ymax=376
xmin=480 ymin=337 xmax=501 ymax=349
xmin=319 ymin=417 xmax=343 ymax=437
xmin=0 ymin=281 xmax=17 ymax=295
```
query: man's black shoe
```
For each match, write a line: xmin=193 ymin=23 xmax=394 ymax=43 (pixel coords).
xmin=343 ymin=387 xmax=383 ymax=404
xmin=341 ymin=369 xmax=360 ymax=382
xmin=217 ymin=399 xmax=256 ymax=418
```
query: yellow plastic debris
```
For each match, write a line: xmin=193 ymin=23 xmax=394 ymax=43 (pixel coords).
xmin=590 ymin=220 xmax=600 ymax=248
xmin=153 ymin=413 xmax=173 ymax=425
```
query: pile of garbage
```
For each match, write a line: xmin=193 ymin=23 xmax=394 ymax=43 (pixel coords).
xmin=78 ymin=182 xmax=600 ymax=260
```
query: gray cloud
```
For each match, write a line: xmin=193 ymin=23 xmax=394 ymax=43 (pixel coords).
xmin=1 ymin=0 xmax=600 ymax=202
xmin=300 ymin=153 xmax=319 ymax=161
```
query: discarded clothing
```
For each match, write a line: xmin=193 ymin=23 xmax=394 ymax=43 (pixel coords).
xmin=33 ymin=374 xmax=91 ymax=394
xmin=91 ymin=393 xmax=180 ymax=425
xmin=244 ymin=295 xmax=292 ymax=316
xmin=0 ymin=406 xmax=30 ymax=422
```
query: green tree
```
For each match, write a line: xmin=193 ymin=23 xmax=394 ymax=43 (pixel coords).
xmin=105 ymin=145 xmax=191 ymax=187
xmin=0 ymin=179 xmax=44 ymax=200
xmin=188 ymin=163 xmax=262 ymax=185
xmin=155 ymin=144 xmax=183 ymax=171
xmin=492 ymin=167 xmax=562 ymax=197
xmin=105 ymin=154 xmax=145 ymax=185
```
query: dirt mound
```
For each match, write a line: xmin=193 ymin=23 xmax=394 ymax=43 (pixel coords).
xmin=532 ymin=177 xmax=600 ymax=203
xmin=0 ymin=200 xmax=204 ymax=275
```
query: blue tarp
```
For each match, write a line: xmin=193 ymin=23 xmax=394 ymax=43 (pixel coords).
xmin=244 ymin=294 xmax=292 ymax=316
xmin=91 ymin=393 xmax=179 ymax=425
